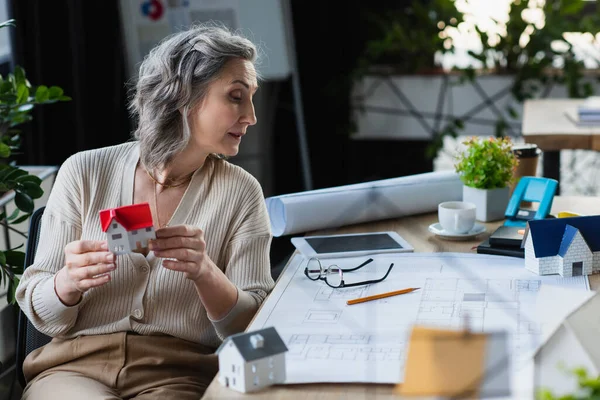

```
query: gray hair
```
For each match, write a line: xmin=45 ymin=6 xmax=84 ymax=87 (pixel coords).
xmin=128 ymin=22 xmax=260 ymax=170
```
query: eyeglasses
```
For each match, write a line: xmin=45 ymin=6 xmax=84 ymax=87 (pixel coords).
xmin=304 ymin=257 xmax=394 ymax=289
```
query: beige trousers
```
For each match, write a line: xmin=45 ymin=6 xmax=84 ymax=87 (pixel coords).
xmin=21 ymin=332 xmax=218 ymax=400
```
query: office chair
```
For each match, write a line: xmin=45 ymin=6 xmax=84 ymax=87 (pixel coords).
xmin=504 ymin=177 xmax=558 ymax=227
xmin=14 ymin=206 xmax=51 ymax=390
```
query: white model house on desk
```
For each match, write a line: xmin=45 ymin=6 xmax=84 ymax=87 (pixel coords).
xmin=216 ymin=327 xmax=288 ymax=393
xmin=534 ymin=290 xmax=600 ymax=397
xmin=99 ymin=203 xmax=156 ymax=255
xmin=524 ymin=215 xmax=600 ymax=277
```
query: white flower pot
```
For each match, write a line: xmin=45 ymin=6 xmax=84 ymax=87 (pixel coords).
xmin=462 ymin=186 xmax=509 ymax=222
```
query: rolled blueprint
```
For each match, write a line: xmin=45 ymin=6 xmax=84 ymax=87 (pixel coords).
xmin=265 ymin=170 xmax=463 ymax=237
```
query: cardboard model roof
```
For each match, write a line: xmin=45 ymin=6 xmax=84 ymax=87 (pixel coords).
xmin=216 ymin=327 xmax=288 ymax=362
xmin=527 ymin=215 xmax=600 ymax=258
xmin=397 ymin=326 xmax=510 ymax=398
xmin=533 ymin=290 xmax=600 ymax=371
xmin=99 ymin=203 xmax=153 ymax=232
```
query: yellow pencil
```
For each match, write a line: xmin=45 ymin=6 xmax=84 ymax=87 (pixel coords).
xmin=346 ymin=287 xmax=420 ymax=305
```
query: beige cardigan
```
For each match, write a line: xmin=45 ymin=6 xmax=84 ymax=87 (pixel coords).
xmin=16 ymin=141 xmax=274 ymax=348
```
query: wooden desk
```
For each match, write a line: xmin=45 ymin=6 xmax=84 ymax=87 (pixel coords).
xmin=202 ymin=196 xmax=600 ymax=399
xmin=522 ymin=99 xmax=600 ymax=193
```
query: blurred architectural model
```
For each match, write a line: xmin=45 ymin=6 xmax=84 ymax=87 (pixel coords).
xmin=216 ymin=326 xmax=288 ymax=393
xmin=396 ymin=325 xmax=510 ymax=398
xmin=534 ymin=290 xmax=600 ymax=396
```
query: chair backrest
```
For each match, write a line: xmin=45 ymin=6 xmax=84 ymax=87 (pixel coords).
xmin=504 ymin=177 xmax=558 ymax=226
xmin=15 ymin=206 xmax=51 ymax=389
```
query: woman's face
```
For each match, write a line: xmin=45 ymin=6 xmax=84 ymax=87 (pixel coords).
xmin=188 ymin=58 xmax=258 ymax=158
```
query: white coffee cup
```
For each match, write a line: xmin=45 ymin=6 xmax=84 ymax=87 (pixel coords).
xmin=438 ymin=201 xmax=476 ymax=234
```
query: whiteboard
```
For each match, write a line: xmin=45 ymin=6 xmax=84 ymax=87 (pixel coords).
xmin=118 ymin=0 xmax=291 ymax=81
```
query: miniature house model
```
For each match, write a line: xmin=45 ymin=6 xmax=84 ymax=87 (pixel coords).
xmin=396 ymin=325 xmax=510 ymax=398
xmin=524 ymin=216 xmax=600 ymax=277
xmin=216 ymin=326 xmax=288 ymax=393
xmin=534 ymin=291 xmax=600 ymax=397
xmin=99 ymin=203 xmax=155 ymax=255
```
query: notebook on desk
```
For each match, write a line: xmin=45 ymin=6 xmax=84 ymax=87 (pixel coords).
xmin=564 ymin=107 xmax=600 ymax=127
xmin=488 ymin=225 xmax=525 ymax=247
xmin=477 ymin=238 xmax=524 ymax=258
xmin=476 ymin=226 xmax=525 ymax=258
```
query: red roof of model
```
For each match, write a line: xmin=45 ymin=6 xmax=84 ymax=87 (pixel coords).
xmin=99 ymin=203 xmax=154 ymax=232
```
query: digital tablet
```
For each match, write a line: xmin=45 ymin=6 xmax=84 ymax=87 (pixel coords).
xmin=290 ymin=231 xmax=414 ymax=259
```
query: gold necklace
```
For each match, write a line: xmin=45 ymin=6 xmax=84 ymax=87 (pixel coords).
xmin=145 ymin=168 xmax=195 ymax=228
xmin=144 ymin=168 xmax=194 ymax=189
xmin=152 ymin=182 xmax=165 ymax=228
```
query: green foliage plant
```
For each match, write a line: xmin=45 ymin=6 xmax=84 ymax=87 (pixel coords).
xmin=454 ymin=136 xmax=519 ymax=190
xmin=537 ymin=366 xmax=600 ymax=400
xmin=353 ymin=0 xmax=465 ymax=78
xmin=0 ymin=19 xmax=71 ymax=304
xmin=465 ymin=0 xmax=599 ymax=99
xmin=431 ymin=0 xmax=600 ymax=158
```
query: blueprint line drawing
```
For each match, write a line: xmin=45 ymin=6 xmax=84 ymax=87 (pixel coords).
xmin=249 ymin=252 xmax=590 ymax=386
xmin=286 ymin=333 xmax=405 ymax=362
xmin=416 ymin=277 xmax=543 ymax=357
xmin=304 ymin=309 xmax=342 ymax=323
xmin=315 ymin=286 xmax=365 ymax=301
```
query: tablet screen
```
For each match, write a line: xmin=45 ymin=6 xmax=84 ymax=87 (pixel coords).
xmin=305 ymin=234 xmax=404 ymax=254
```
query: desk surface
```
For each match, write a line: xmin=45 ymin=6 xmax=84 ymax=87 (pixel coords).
xmin=202 ymin=195 xmax=600 ymax=399
xmin=522 ymin=99 xmax=600 ymax=151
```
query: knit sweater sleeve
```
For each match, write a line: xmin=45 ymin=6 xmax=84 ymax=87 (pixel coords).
xmin=15 ymin=155 xmax=85 ymax=337
xmin=209 ymin=172 xmax=275 ymax=339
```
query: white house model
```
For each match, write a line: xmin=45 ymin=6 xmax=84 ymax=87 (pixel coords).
xmin=216 ymin=326 xmax=288 ymax=393
xmin=524 ymin=215 xmax=600 ymax=277
xmin=534 ymin=290 xmax=600 ymax=397
xmin=99 ymin=203 xmax=156 ymax=255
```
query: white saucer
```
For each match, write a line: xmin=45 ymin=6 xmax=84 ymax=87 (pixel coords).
xmin=428 ymin=222 xmax=486 ymax=240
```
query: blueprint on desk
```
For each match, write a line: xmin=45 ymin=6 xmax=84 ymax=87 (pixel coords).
xmin=248 ymin=252 xmax=589 ymax=385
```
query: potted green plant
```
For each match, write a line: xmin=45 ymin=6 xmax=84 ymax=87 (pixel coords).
xmin=353 ymin=0 xmax=464 ymax=79
xmin=0 ymin=19 xmax=70 ymax=305
xmin=454 ymin=136 xmax=519 ymax=222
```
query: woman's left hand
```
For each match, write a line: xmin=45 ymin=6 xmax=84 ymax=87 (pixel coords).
xmin=148 ymin=225 xmax=210 ymax=282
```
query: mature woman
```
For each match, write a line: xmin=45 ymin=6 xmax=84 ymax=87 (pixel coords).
xmin=16 ymin=23 xmax=274 ymax=400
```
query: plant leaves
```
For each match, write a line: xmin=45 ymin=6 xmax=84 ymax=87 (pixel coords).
xmin=4 ymin=166 xmax=28 ymax=181
xmin=47 ymin=86 xmax=64 ymax=98
xmin=16 ymin=83 xmax=29 ymax=104
xmin=5 ymin=250 xmax=24 ymax=272
xmin=14 ymin=191 xmax=34 ymax=213
xmin=16 ymin=104 xmax=34 ymax=112
xmin=16 ymin=174 xmax=42 ymax=184
xmin=0 ymin=19 xmax=16 ymax=29
xmin=13 ymin=66 xmax=26 ymax=87
xmin=5 ymin=207 xmax=20 ymax=222
xmin=20 ymin=181 xmax=44 ymax=199
xmin=10 ymin=213 xmax=29 ymax=225
xmin=35 ymin=85 xmax=49 ymax=102
xmin=0 ymin=142 xmax=11 ymax=158
xmin=7 ymin=277 xmax=18 ymax=305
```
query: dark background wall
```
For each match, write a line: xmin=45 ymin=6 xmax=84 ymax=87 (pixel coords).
xmin=8 ymin=1 xmax=132 ymax=166
xmin=275 ymin=0 xmax=426 ymax=196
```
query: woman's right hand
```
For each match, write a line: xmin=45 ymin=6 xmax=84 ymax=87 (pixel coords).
xmin=54 ymin=240 xmax=116 ymax=306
